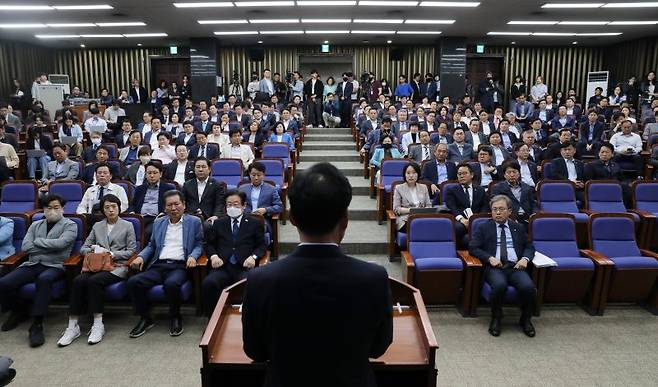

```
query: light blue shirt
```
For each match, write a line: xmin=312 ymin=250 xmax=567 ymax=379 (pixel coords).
xmin=436 ymin=162 xmax=448 ymax=184
xmin=250 ymin=184 xmax=262 ymax=212
xmin=141 ymin=184 xmax=159 ymax=216
xmin=495 ymin=221 xmax=518 ymax=263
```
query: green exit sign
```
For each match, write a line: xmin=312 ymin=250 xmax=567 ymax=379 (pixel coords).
xmin=476 ymin=44 xmax=485 ymax=54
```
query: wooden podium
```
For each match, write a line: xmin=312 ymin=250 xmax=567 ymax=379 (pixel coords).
xmin=199 ymin=277 xmax=438 ymax=387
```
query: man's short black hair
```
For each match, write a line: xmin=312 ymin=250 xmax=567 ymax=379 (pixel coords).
xmin=502 ymin=160 xmax=521 ymax=173
xmin=288 ymin=162 xmax=352 ymax=236
xmin=478 ymin=145 xmax=493 ymax=156
xmin=560 ymin=141 xmax=575 ymax=149
xmin=42 ymin=193 xmax=66 ymax=208
xmin=194 ymin=156 xmax=211 ymax=168
xmin=225 ymin=189 xmax=247 ymax=206
xmin=599 ymin=141 xmax=614 ymax=153
xmin=145 ymin=161 xmax=163 ymax=172
xmin=229 ymin=128 xmax=241 ymax=137
xmin=95 ymin=163 xmax=112 ymax=175
xmin=248 ymin=161 xmax=266 ymax=174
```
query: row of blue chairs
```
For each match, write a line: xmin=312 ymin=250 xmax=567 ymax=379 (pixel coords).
xmin=401 ymin=213 xmax=658 ymax=317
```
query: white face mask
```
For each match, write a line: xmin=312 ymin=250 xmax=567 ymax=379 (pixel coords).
xmin=226 ymin=206 xmax=243 ymax=219
xmin=139 ymin=156 xmax=151 ymax=164
xmin=91 ymin=138 xmax=102 ymax=145
xmin=45 ymin=209 xmax=63 ymax=223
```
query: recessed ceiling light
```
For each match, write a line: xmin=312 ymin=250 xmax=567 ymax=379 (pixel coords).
xmin=532 ymin=32 xmax=576 ymax=36
xmin=608 ymin=20 xmax=658 ymax=25
xmin=603 ymin=2 xmax=658 ymax=7
xmin=386 ymin=40 xmax=392 ymax=43
xmin=257 ymin=40 xmax=263 ymax=43
xmin=559 ymin=21 xmax=609 ymax=25
xmin=323 ymin=40 xmax=329 ymax=43
xmin=301 ymin=19 xmax=351 ymax=23
xmin=419 ymin=1 xmax=480 ymax=7
xmin=52 ymin=5 xmax=114 ymax=10
xmin=351 ymin=30 xmax=392 ymax=33
xmin=35 ymin=34 xmax=81 ymax=39
xmin=80 ymin=43 xmax=85 ymax=47
xmin=198 ymin=20 xmax=248 ymax=24
xmin=405 ymin=19 xmax=454 ymax=24
xmin=359 ymin=1 xmax=418 ymax=5
xmin=249 ymin=19 xmax=299 ymax=23
xmin=97 ymin=22 xmax=147 ymax=27
xmin=572 ymin=41 xmax=578 ymax=44
xmin=510 ymin=41 xmax=516 ymax=44
xmin=235 ymin=1 xmax=295 ymax=6
xmin=575 ymin=32 xmax=622 ymax=36
xmin=297 ymin=0 xmax=357 ymax=4
xmin=173 ymin=2 xmax=234 ymax=7
xmin=123 ymin=33 xmax=168 ymax=37
xmin=353 ymin=19 xmax=403 ymax=24
xmin=259 ymin=30 xmax=304 ymax=34
xmin=137 ymin=43 xmax=143 ymax=46
xmin=541 ymin=3 xmax=604 ymax=8
xmin=0 ymin=5 xmax=52 ymax=10
xmin=0 ymin=23 xmax=47 ymax=28
xmin=397 ymin=30 xmax=442 ymax=34
xmin=508 ymin=21 xmax=558 ymax=25
xmin=487 ymin=31 xmax=532 ymax=36
xmin=305 ymin=30 xmax=350 ymax=33
xmin=47 ymin=23 xmax=97 ymax=27
xmin=214 ymin=31 xmax=258 ymax=35
xmin=80 ymin=34 xmax=122 ymax=38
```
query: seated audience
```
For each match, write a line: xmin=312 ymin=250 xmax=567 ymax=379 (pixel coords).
xmin=473 ymin=146 xmax=500 ymax=187
xmin=151 ymin=132 xmax=176 ymax=164
xmin=118 ymin=130 xmax=144 ymax=164
xmin=207 ymin=122 xmax=229 ymax=148
xmin=58 ymin=116 xmax=83 ymax=157
xmin=26 ymin=126 xmax=54 ymax=182
xmin=189 ymin=132 xmax=220 ymax=160
xmin=491 ymin=161 xmax=538 ymax=227
xmin=609 ymin=120 xmax=643 ymax=177
xmin=0 ymin=216 xmax=15 ymax=261
xmin=242 ymin=121 xmax=266 ymax=149
xmin=392 ymin=162 xmax=431 ymax=232
xmin=268 ymin=122 xmax=296 ymax=150
xmin=447 ymin=128 xmax=474 ymax=164
xmin=487 ymin=132 xmax=511 ymax=166
xmin=446 ymin=163 xmax=489 ymax=247
xmin=82 ymin=145 xmax=121 ymax=185
xmin=408 ymin=131 xmax=435 ymax=163
xmin=164 ymin=144 xmax=195 ymax=187
xmin=176 ymin=121 xmax=197 ymax=148
xmin=550 ymin=141 xmax=585 ymax=205
xmin=76 ymin=164 xmax=129 ymax=215
xmin=577 ymin=110 xmax=605 ymax=157
xmin=369 ymin=134 xmax=403 ymax=170
xmin=239 ymin=162 xmax=283 ymax=234
xmin=182 ymin=157 xmax=226 ymax=233
xmin=322 ymin=93 xmax=341 ymax=128
xmin=513 ymin=143 xmax=539 ymax=187
xmin=420 ymin=143 xmax=457 ymax=199
xmin=400 ymin=122 xmax=422 ymax=155
xmin=130 ymin=162 xmax=176 ymax=240
xmin=220 ymin=128 xmax=255 ymax=169
xmin=38 ymin=144 xmax=79 ymax=192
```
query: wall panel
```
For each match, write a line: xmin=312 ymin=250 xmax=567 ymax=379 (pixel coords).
xmin=605 ymin=38 xmax=658 ymax=84
xmin=0 ymin=41 xmax=54 ymax=101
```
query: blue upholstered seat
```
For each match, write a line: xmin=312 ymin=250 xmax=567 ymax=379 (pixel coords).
xmin=0 ymin=181 xmax=37 ymax=213
xmin=409 ymin=217 xmax=462 ymax=271
xmin=212 ymin=159 xmax=244 ymax=189
xmin=591 ymin=217 xmax=658 ymax=270
xmin=587 ymin=183 xmax=639 ymax=221
xmin=49 ymin=181 xmax=85 ymax=214
xmin=634 ymin=183 xmax=658 ymax=215
xmin=380 ymin=159 xmax=408 ymax=193
xmin=532 ymin=217 xmax=594 ymax=271
xmin=539 ymin=182 xmax=588 ymax=222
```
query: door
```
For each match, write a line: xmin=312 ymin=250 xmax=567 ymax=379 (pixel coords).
xmin=151 ymin=58 xmax=191 ymax=89
xmin=466 ymin=56 xmax=504 ymax=100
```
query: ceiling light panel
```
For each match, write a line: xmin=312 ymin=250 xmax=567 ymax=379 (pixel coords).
xmin=123 ymin=33 xmax=168 ymax=37
xmin=608 ymin=20 xmax=658 ymax=25
xmin=541 ymin=3 xmax=604 ymax=8
xmin=35 ymin=34 xmax=80 ymax=38
xmin=198 ymin=20 xmax=248 ymax=24
xmin=359 ymin=1 xmax=418 ymax=5
xmin=214 ymin=31 xmax=258 ymax=35
xmin=96 ymin=22 xmax=146 ymax=27
xmin=351 ymin=30 xmax=392 ymax=33
xmin=603 ymin=2 xmax=658 ymax=7
xmin=80 ymin=34 xmax=123 ymax=38
xmin=297 ymin=1 xmax=357 ymax=4
xmin=0 ymin=5 xmax=52 ymax=10
xmin=249 ymin=19 xmax=300 ymax=23
xmin=259 ymin=30 xmax=304 ymax=34
xmin=405 ymin=19 xmax=455 ymax=24
xmin=0 ymin=23 xmax=47 ymax=28
xmin=559 ymin=21 xmax=608 ymax=25
xmin=396 ymin=30 xmax=442 ymax=34
xmin=173 ymin=2 xmax=234 ymax=7
xmin=47 ymin=23 xmax=97 ymax=27
xmin=301 ymin=19 xmax=352 ymax=23
xmin=52 ymin=5 xmax=114 ymax=10
xmin=419 ymin=1 xmax=480 ymax=6
xmin=487 ymin=31 xmax=532 ymax=35
xmin=508 ymin=21 xmax=558 ymax=25
xmin=235 ymin=1 xmax=295 ymax=6
xmin=305 ymin=29 xmax=351 ymax=33
xmin=353 ymin=19 xmax=403 ymax=24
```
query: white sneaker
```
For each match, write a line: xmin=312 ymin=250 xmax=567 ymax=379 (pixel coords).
xmin=318 ymin=124 xmax=324 ymax=128
xmin=57 ymin=325 xmax=81 ymax=347
xmin=88 ymin=323 xmax=105 ymax=345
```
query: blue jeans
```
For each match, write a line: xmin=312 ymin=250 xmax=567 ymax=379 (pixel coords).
xmin=27 ymin=155 xmax=50 ymax=180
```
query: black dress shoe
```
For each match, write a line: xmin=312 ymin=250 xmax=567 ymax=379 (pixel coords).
xmin=520 ymin=318 xmax=536 ymax=337
xmin=1 ymin=311 xmax=28 ymax=332
xmin=29 ymin=323 xmax=45 ymax=348
xmin=169 ymin=315 xmax=183 ymax=337
xmin=129 ymin=318 xmax=154 ymax=338
xmin=488 ymin=317 xmax=501 ymax=337
xmin=0 ymin=368 xmax=16 ymax=386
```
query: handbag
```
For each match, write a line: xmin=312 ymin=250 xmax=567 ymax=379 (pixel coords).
xmin=82 ymin=252 xmax=114 ymax=273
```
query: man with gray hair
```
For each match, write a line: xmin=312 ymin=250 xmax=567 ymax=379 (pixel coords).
xmin=468 ymin=194 xmax=537 ymax=338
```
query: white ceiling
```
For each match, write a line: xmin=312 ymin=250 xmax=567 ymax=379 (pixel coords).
xmin=0 ymin=1 xmax=657 ymax=48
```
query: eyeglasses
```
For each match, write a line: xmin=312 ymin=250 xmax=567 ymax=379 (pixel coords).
xmin=491 ymin=207 xmax=508 ymax=213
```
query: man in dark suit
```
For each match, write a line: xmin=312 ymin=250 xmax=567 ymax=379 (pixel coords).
xmin=182 ymin=157 xmax=226 ymax=233
xmin=337 ymin=72 xmax=355 ymax=128
xmin=577 ymin=110 xmax=605 ymax=157
xmin=469 ymin=194 xmax=537 ymax=337
xmin=585 ymin=142 xmax=632 ymax=207
xmin=472 ymin=146 xmax=501 ymax=188
xmin=520 ymin=129 xmax=544 ymax=164
xmin=544 ymin=129 xmax=574 ymax=161
xmin=202 ymin=189 xmax=268 ymax=316
xmin=447 ymin=128 xmax=474 ymax=164
xmin=491 ymin=161 xmax=538 ymax=227
xmin=188 ymin=132 xmax=219 ymax=160
xmin=421 ymin=143 xmax=457 ymax=203
xmin=239 ymin=161 xmax=283 ymax=234
xmin=164 ymin=144 xmax=195 ymax=186
xmin=549 ymin=105 xmax=576 ymax=133
xmin=513 ymin=142 xmax=540 ymax=188
xmin=81 ymin=146 xmax=121 ymax=185
xmin=129 ymin=79 xmax=148 ymax=105
xmin=114 ymin=120 xmax=134 ymax=149
xmin=445 ymin=163 xmax=489 ymax=248
xmin=129 ymin=162 xmax=176 ymax=240
xmin=304 ymin=70 xmax=324 ymax=127
xmin=550 ymin=141 xmax=586 ymax=206
xmin=81 ymin=131 xmax=103 ymax=163
xmin=242 ymin=163 xmax=393 ymax=387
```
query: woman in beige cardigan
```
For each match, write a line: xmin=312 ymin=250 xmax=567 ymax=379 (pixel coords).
xmin=393 ymin=162 xmax=431 ymax=232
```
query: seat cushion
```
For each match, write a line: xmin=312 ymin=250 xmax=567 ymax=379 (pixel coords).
xmin=610 ymin=256 xmax=658 ymax=269
xmin=552 ymin=257 xmax=595 ymax=270
xmin=415 ymin=257 xmax=463 ymax=270
xmin=20 ymin=279 xmax=66 ymax=299
xmin=481 ymin=282 xmax=518 ymax=303
xmin=104 ymin=280 xmax=129 ymax=301
xmin=147 ymin=280 xmax=193 ymax=302
xmin=396 ymin=232 xmax=407 ymax=249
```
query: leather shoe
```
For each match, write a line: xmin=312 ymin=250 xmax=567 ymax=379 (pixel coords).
xmin=1 ymin=311 xmax=28 ymax=332
xmin=0 ymin=368 xmax=16 ymax=385
xmin=488 ymin=317 xmax=501 ymax=337
xmin=29 ymin=323 xmax=45 ymax=348
xmin=129 ymin=318 xmax=154 ymax=338
xmin=169 ymin=315 xmax=183 ymax=337
xmin=520 ymin=318 xmax=536 ymax=338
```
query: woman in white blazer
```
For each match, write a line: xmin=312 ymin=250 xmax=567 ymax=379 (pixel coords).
xmin=58 ymin=194 xmax=137 ymax=347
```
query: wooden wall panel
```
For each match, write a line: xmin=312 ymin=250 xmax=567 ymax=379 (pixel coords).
xmin=0 ymin=41 xmax=54 ymax=101
xmin=605 ymin=38 xmax=658 ymax=84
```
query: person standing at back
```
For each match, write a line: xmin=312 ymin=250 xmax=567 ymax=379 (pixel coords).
xmin=242 ymin=163 xmax=393 ymax=387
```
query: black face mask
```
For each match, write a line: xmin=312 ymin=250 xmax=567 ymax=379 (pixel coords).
xmin=343 ymin=77 xmax=348 ymax=81
xmin=382 ymin=143 xmax=393 ymax=149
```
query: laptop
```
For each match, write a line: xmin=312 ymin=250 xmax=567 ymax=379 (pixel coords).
xmin=59 ymin=136 xmax=77 ymax=146
xmin=26 ymin=149 xmax=47 ymax=158
xmin=409 ymin=207 xmax=440 ymax=215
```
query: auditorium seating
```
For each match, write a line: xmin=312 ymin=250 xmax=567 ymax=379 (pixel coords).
xmin=537 ymin=180 xmax=589 ymax=246
xmin=589 ymin=213 xmax=658 ymax=315
xmin=376 ymin=159 xmax=408 ymax=224
xmin=48 ymin=180 xmax=85 ymax=214
xmin=262 ymin=142 xmax=295 ymax=178
xmin=113 ymin=180 xmax=134 ymax=202
xmin=401 ymin=214 xmax=478 ymax=316
xmin=253 ymin=158 xmax=288 ymax=223
xmin=0 ymin=213 xmax=30 ymax=276
xmin=211 ymin=159 xmax=244 ymax=189
xmin=386 ymin=180 xmax=433 ymax=259
xmin=0 ymin=181 xmax=39 ymax=213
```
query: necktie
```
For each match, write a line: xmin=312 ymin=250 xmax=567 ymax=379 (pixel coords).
xmin=605 ymin=163 xmax=611 ymax=176
xmin=463 ymin=184 xmax=471 ymax=206
xmin=97 ymin=185 xmax=105 ymax=201
xmin=499 ymin=224 xmax=508 ymax=264
xmin=423 ymin=145 xmax=430 ymax=160
xmin=229 ymin=219 xmax=239 ymax=264
xmin=201 ymin=145 xmax=206 ymax=158
xmin=458 ymin=145 xmax=464 ymax=155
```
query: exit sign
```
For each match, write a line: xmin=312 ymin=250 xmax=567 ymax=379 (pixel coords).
xmin=321 ymin=44 xmax=330 ymax=53
xmin=476 ymin=44 xmax=485 ymax=54
xmin=170 ymin=46 xmax=178 ymax=55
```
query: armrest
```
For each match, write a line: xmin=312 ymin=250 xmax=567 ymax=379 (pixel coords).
xmin=258 ymin=251 xmax=271 ymax=266
xmin=580 ymin=249 xmax=615 ymax=266
xmin=271 ymin=213 xmax=280 ymax=221
xmin=386 ymin=210 xmax=396 ymax=221
xmin=457 ymin=250 xmax=483 ymax=268
xmin=196 ymin=254 xmax=208 ymax=267
xmin=401 ymin=251 xmax=415 ymax=269
xmin=580 ymin=209 xmax=596 ymax=215
xmin=629 ymin=209 xmax=657 ymax=220
xmin=0 ymin=251 xmax=28 ymax=267
xmin=640 ymin=249 xmax=658 ymax=259
xmin=63 ymin=253 xmax=82 ymax=267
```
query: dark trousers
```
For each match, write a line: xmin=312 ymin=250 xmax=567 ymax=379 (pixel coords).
xmin=126 ymin=261 xmax=188 ymax=318
xmin=202 ymin=264 xmax=248 ymax=317
xmin=485 ymin=265 xmax=536 ymax=318
xmin=614 ymin=153 xmax=643 ymax=176
xmin=69 ymin=271 xmax=122 ymax=315
xmin=455 ymin=221 xmax=469 ymax=249
xmin=307 ymin=98 xmax=323 ymax=127
xmin=0 ymin=264 xmax=64 ymax=317
xmin=143 ymin=215 xmax=156 ymax=242
xmin=340 ymin=100 xmax=352 ymax=128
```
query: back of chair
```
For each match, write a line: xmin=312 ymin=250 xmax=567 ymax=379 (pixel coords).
xmin=542 ymin=160 xmax=552 ymax=179
xmin=380 ymin=159 xmax=409 ymax=191
xmin=590 ymin=214 xmax=640 ymax=258
xmin=257 ymin=158 xmax=285 ymax=187
xmin=4 ymin=213 xmax=30 ymax=253
xmin=121 ymin=214 xmax=145 ymax=249
xmin=538 ymin=182 xmax=579 ymax=213
xmin=468 ymin=214 xmax=491 ymax=239
xmin=104 ymin=143 xmax=118 ymax=159
xmin=633 ymin=181 xmax=658 ymax=213
xmin=262 ymin=143 xmax=290 ymax=160
xmin=113 ymin=180 xmax=134 ymax=202
xmin=0 ymin=181 xmax=37 ymax=212
xmin=530 ymin=215 xmax=580 ymax=258
xmin=648 ymin=133 xmax=658 ymax=149
xmin=408 ymin=216 xmax=456 ymax=259
xmin=586 ymin=181 xmax=625 ymax=213
xmin=48 ymin=181 xmax=85 ymax=214
xmin=440 ymin=181 xmax=460 ymax=204
xmin=212 ymin=159 xmax=244 ymax=188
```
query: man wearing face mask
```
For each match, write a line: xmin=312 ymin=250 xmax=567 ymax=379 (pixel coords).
xmin=82 ymin=131 xmax=104 ymax=163
xmin=125 ymin=147 xmax=152 ymax=186
xmin=201 ymin=189 xmax=268 ymax=317
xmin=0 ymin=194 xmax=77 ymax=347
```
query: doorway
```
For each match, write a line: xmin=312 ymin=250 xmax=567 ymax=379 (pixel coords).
xmin=151 ymin=58 xmax=191 ymax=91
xmin=466 ymin=55 xmax=504 ymax=102
xmin=298 ymin=54 xmax=354 ymax=89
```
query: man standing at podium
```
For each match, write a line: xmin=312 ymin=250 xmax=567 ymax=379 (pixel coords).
xmin=242 ymin=163 xmax=393 ymax=387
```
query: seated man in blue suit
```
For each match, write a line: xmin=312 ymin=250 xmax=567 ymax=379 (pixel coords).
xmin=420 ymin=143 xmax=457 ymax=203
xmin=202 ymin=189 xmax=268 ymax=317
xmin=490 ymin=161 xmax=538 ymax=227
xmin=127 ymin=190 xmax=203 ymax=338
xmin=129 ymin=162 xmax=176 ymax=241
xmin=238 ymin=161 xmax=283 ymax=235
xmin=469 ymin=194 xmax=536 ymax=338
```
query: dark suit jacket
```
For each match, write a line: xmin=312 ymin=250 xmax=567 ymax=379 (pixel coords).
xmin=468 ymin=218 xmax=535 ymax=266
xmin=420 ymin=160 xmax=457 ymax=184
xmin=81 ymin=145 xmax=101 ymax=163
xmin=130 ymin=86 xmax=148 ymax=104
xmin=464 ymin=131 xmax=487 ymax=147
xmin=585 ymin=160 xmax=623 ymax=181
xmin=176 ymin=132 xmax=197 ymax=148
xmin=578 ymin=121 xmax=605 ymax=145
xmin=242 ymin=132 xmax=266 ymax=149
xmin=445 ymin=183 xmax=489 ymax=217
xmin=491 ymin=181 xmax=538 ymax=217
xmin=550 ymin=116 xmax=576 ymax=131
xmin=188 ymin=143 xmax=220 ymax=160
xmin=182 ymin=177 xmax=226 ymax=218
xmin=164 ymin=160 xmax=195 ymax=182
xmin=472 ymin=163 xmax=501 ymax=187
xmin=26 ymin=134 xmax=54 ymax=157
xmin=550 ymin=158 xmax=585 ymax=181
xmin=530 ymin=109 xmax=555 ymax=123
xmin=242 ymin=244 xmax=393 ymax=387
xmin=447 ymin=142 xmax=474 ymax=163
xmin=447 ymin=121 xmax=468 ymax=133
xmin=206 ymin=214 xmax=267 ymax=265
xmin=194 ymin=120 xmax=212 ymax=134
xmin=115 ymin=133 xmax=131 ymax=149
xmin=303 ymin=79 xmax=324 ymax=98
xmin=129 ymin=181 xmax=176 ymax=214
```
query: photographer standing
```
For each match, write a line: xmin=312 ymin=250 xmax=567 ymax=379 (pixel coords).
xmin=228 ymin=72 xmax=244 ymax=102
xmin=304 ymin=70 xmax=324 ymax=128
